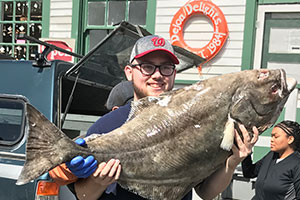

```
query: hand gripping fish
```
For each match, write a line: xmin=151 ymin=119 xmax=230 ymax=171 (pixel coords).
xmin=17 ymin=69 xmax=297 ymax=200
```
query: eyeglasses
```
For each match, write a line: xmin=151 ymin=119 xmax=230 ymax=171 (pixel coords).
xmin=130 ymin=63 xmax=176 ymax=76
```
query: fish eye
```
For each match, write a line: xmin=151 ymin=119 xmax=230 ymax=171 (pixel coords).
xmin=271 ymin=84 xmax=280 ymax=94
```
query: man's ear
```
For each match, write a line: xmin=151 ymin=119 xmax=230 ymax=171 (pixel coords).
xmin=124 ymin=65 xmax=133 ymax=81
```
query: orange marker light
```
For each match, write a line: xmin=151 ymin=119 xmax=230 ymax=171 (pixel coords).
xmin=36 ymin=181 xmax=59 ymax=196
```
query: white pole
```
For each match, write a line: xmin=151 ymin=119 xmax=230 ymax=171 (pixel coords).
xmin=284 ymin=88 xmax=298 ymax=121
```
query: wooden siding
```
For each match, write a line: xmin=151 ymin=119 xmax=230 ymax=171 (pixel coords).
xmin=48 ymin=0 xmax=247 ymax=81
xmin=155 ymin=0 xmax=247 ymax=82
xmin=49 ymin=0 xmax=73 ymax=38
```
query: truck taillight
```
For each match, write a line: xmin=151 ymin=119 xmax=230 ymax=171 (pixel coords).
xmin=35 ymin=180 xmax=59 ymax=200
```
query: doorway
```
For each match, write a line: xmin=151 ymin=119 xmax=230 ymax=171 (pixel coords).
xmin=253 ymin=4 xmax=300 ymax=157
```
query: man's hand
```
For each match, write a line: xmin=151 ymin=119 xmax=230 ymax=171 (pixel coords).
xmin=227 ymin=124 xmax=259 ymax=169
xmin=66 ymin=138 xmax=98 ymax=178
xmin=194 ymin=125 xmax=259 ymax=199
xmin=74 ymin=159 xmax=122 ymax=200
xmin=91 ymin=159 xmax=121 ymax=186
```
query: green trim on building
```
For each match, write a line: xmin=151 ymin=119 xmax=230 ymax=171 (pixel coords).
xmin=42 ymin=0 xmax=50 ymax=38
xmin=241 ymin=0 xmax=258 ymax=70
xmin=297 ymin=110 xmax=300 ymax=122
xmin=71 ymin=0 xmax=84 ymax=56
xmin=175 ymin=79 xmax=198 ymax=85
xmin=71 ymin=0 xmax=157 ymax=55
xmin=71 ymin=0 xmax=80 ymax=39
xmin=253 ymin=146 xmax=270 ymax=162
xmin=260 ymin=14 xmax=300 ymax=89
xmin=146 ymin=0 xmax=157 ymax=34
xmin=241 ymin=0 xmax=300 ymax=70
xmin=259 ymin=0 xmax=300 ymax=4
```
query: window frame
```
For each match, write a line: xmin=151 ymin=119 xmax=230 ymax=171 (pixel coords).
xmin=0 ymin=0 xmax=50 ymax=60
xmin=72 ymin=0 xmax=156 ymax=56
xmin=0 ymin=94 xmax=27 ymax=149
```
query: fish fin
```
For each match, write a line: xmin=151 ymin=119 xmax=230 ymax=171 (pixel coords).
xmin=220 ymin=118 xmax=235 ymax=151
xmin=128 ymin=95 xmax=170 ymax=121
xmin=16 ymin=104 xmax=84 ymax=185
xmin=127 ymin=96 xmax=158 ymax=121
xmin=119 ymin=181 xmax=192 ymax=200
xmin=127 ymin=89 xmax=179 ymax=121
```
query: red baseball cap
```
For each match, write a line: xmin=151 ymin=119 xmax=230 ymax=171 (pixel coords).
xmin=130 ymin=35 xmax=179 ymax=64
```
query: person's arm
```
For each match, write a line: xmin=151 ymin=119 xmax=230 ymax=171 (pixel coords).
xmin=242 ymin=146 xmax=267 ymax=178
xmin=241 ymin=154 xmax=257 ymax=178
xmin=74 ymin=159 xmax=121 ymax=200
xmin=195 ymin=125 xmax=259 ymax=200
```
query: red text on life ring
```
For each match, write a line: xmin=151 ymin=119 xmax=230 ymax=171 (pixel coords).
xmin=169 ymin=0 xmax=229 ymax=63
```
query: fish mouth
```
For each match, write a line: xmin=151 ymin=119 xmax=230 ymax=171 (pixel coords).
xmin=286 ymin=77 xmax=297 ymax=92
xmin=280 ymin=69 xmax=297 ymax=95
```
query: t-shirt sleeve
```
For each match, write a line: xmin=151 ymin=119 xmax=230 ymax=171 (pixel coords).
xmin=242 ymin=153 xmax=266 ymax=178
xmin=86 ymin=103 xmax=131 ymax=136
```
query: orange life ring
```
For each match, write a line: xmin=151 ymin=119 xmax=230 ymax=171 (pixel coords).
xmin=169 ymin=0 xmax=229 ymax=68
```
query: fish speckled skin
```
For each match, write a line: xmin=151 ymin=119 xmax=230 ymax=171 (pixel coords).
xmin=17 ymin=69 xmax=296 ymax=200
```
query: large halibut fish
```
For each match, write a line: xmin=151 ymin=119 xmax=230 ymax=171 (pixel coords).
xmin=17 ymin=69 xmax=296 ymax=200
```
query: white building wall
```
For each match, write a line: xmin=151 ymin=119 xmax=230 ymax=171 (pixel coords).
xmin=47 ymin=0 xmax=247 ymax=82
xmin=155 ymin=0 xmax=247 ymax=82
xmin=49 ymin=0 xmax=73 ymax=38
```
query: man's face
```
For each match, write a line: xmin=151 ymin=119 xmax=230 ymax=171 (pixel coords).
xmin=125 ymin=51 xmax=176 ymax=100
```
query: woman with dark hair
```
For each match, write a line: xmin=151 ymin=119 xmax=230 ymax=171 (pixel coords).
xmin=242 ymin=120 xmax=300 ymax=200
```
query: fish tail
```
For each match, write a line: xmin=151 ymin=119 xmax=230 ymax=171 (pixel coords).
xmin=16 ymin=104 xmax=90 ymax=185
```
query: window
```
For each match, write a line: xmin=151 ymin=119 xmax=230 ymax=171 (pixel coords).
xmin=0 ymin=97 xmax=25 ymax=147
xmin=0 ymin=0 xmax=44 ymax=60
xmin=76 ymin=0 xmax=156 ymax=55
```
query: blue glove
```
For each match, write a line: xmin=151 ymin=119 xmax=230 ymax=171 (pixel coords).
xmin=66 ymin=138 xmax=98 ymax=178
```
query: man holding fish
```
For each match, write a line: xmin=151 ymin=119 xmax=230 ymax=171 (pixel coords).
xmin=49 ymin=35 xmax=259 ymax=200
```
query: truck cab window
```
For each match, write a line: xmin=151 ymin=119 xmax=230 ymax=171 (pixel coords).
xmin=0 ymin=98 xmax=25 ymax=146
